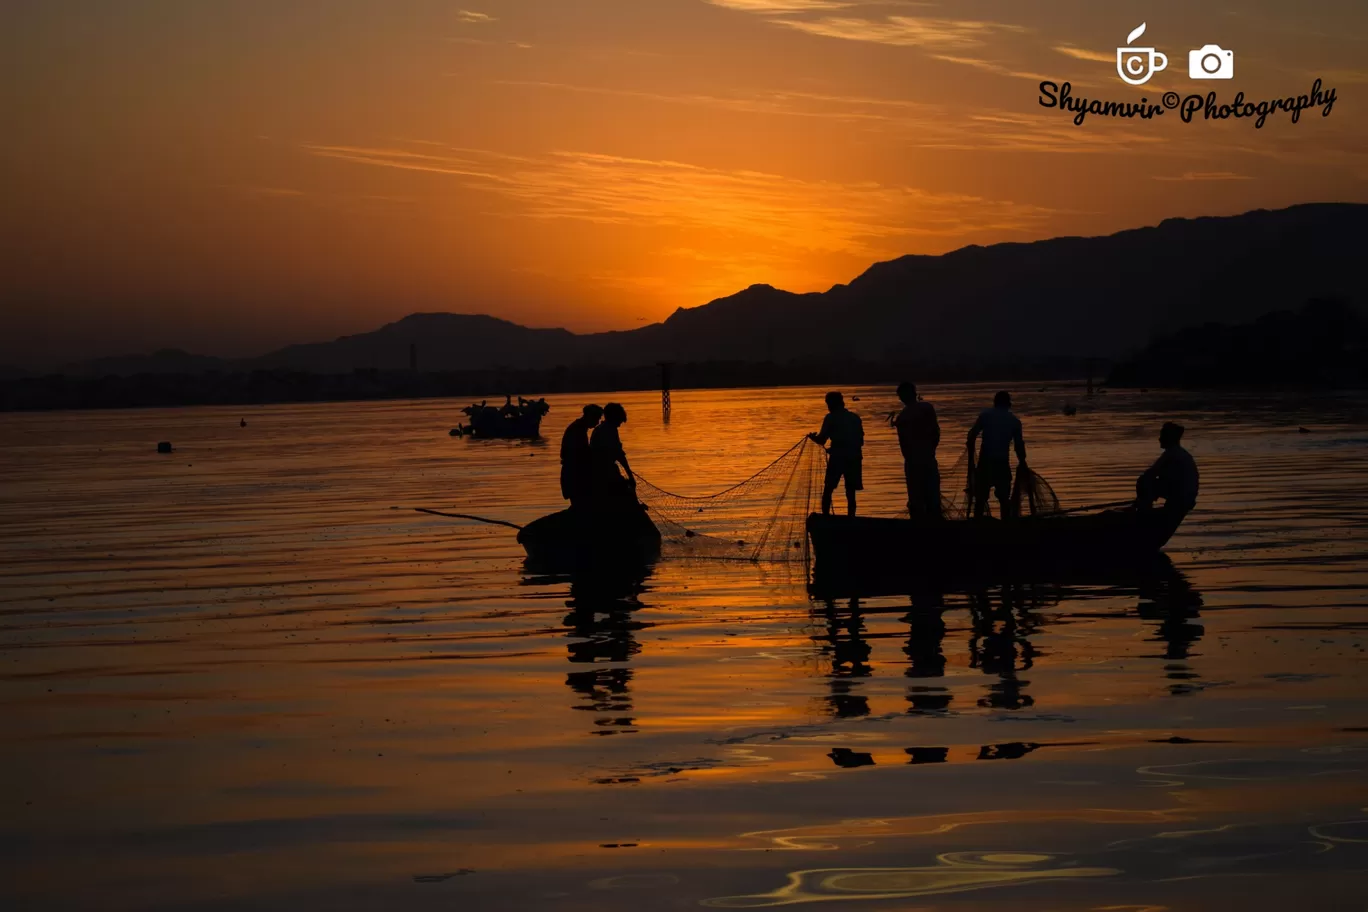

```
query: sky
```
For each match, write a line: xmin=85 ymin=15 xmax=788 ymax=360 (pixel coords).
xmin=1 ymin=0 xmax=1365 ymax=367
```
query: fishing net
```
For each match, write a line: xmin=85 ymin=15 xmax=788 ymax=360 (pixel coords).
xmin=635 ymin=437 xmax=1064 ymax=564
xmin=635 ymin=438 xmax=827 ymax=563
xmin=939 ymin=449 xmax=1062 ymax=520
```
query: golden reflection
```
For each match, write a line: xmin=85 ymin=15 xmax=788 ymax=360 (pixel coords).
xmin=562 ymin=573 xmax=649 ymax=736
xmin=702 ymin=851 xmax=1118 ymax=907
xmin=737 ymin=808 xmax=1188 ymax=851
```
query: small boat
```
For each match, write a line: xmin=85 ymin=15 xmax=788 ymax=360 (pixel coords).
xmin=807 ymin=507 xmax=1186 ymax=590
xmin=458 ymin=397 xmax=550 ymax=439
xmin=517 ymin=505 xmax=662 ymax=572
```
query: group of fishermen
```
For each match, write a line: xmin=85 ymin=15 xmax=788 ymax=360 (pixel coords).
xmin=559 ymin=402 xmax=638 ymax=514
xmin=559 ymin=386 xmax=1200 ymax=523
xmin=810 ymin=384 xmax=1199 ymax=521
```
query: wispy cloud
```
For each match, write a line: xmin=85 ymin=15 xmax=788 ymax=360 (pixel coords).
xmin=707 ymin=3 xmax=1038 ymax=79
xmin=457 ymin=9 xmax=495 ymax=23
xmin=490 ymin=80 xmax=1176 ymax=155
xmin=239 ymin=186 xmax=307 ymax=198
xmin=301 ymin=143 xmax=1056 ymax=257
xmin=1151 ymin=171 xmax=1253 ymax=181
xmin=707 ymin=0 xmax=857 ymax=11
xmin=1054 ymin=45 xmax=1113 ymax=64
xmin=449 ymin=37 xmax=533 ymax=49
xmin=777 ymin=15 xmax=1026 ymax=51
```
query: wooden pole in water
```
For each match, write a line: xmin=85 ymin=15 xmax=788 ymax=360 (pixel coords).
xmin=660 ymin=361 xmax=673 ymax=421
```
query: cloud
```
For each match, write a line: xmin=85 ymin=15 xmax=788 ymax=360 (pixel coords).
xmin=457 ymin=10 xmax=495 ymax=23
xmin=707 ymin=0 xmax=857 ymax=11
xmin=707 ymin=3 xmax=1038 ymax=78
xmin=776 ymin=15 xmax=1026 ymax=51
xmin=1054 ymin=46 xmax=1114 ymax=64
xmin=490 ymin=80 xmax=1174 ymax=155
xmin=927 ymin=54 xmax=1047 ymax=81
xmin=301 ymin=143 xmax=1057 ymax=257
xmin=1151 ymin=171 xmax=1253 ymax=181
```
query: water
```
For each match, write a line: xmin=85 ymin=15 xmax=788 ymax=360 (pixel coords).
xmin=2 ymin=384 xmax=1367 ymax=910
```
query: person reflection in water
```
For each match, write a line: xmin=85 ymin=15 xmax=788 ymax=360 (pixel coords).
xmin=903 ymin=592 xmax=951 ymax=714
xmin=818 ymin=599 xmax=872 ymax=718
xmin=590 ymin=402 xmax=637 ymax=510
xmin=893 ymin=382 xmax=942 ymax=519
xmin=968 ymin=390 xmax=1027 ymax=519
xmin=809 ymin=391 xmax=864 ymax=516
xmin=560 ymin=404 xmax=603 ymax=511
xmin=1136 ymin=422 xmax=1200 ymax=519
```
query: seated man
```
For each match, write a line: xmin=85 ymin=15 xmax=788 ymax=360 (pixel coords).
xmin=809 ymin=391 xmax=864 ymax=516
xmin=1136 ymin=422 xmax=1199 ymax=516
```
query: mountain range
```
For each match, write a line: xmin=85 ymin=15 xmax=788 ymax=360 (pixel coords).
xmin=42 ymin=202 xmax=1368 ymax=377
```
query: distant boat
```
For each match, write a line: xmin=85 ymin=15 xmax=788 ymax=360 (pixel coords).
xmin=806 ymin=507 xmax=1185 ymax=590
xmin=518 ymin=505 xmax=661 ymax=571
xmin=458 ymin=397 xmax=550 ymax=439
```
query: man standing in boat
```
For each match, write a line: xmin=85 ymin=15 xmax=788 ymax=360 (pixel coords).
xmin=810 ymin=391 xmax=864 ymax=516
xmin=967 ymin=391 xmax=1027 ymax=519
xmin=893 ymin=381 xmax=941 ymax=518
xmin=560 ymin=404 xmax=603 ymax=510
xmin=1136 ymin=422 xmax=1199 ymax=518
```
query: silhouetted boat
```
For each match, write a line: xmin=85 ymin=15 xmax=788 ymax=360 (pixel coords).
xmin=517 ymin=505 xmax=662 ymax=571
xmin=457 ymin=398 xmax=550 ymax=439
xmin=806 ymin=507 xmax=1186 ymax=588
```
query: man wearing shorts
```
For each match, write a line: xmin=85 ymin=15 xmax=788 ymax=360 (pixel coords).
xmin=967 ymin=390 xmax=1027 ymax=519
xmin=810 ymin=391 xmax=865 ymax=516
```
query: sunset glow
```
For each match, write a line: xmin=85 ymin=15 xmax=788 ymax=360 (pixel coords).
xmin=3 ymin=0 xmax=1365 ymax=366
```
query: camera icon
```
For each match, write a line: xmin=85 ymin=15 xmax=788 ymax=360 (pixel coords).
xmin=1189 ymin=44 xmax=1234 ymax=79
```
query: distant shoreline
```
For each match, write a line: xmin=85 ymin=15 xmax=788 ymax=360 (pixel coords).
xmin=1 ymin=360 xmax=1107 ymax=413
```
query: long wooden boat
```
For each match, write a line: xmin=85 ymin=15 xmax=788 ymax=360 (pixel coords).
xmin=806 ymin=507 xmax=1186 ymax=591
xmin=517 ymin=505 xmax=662 ymax=572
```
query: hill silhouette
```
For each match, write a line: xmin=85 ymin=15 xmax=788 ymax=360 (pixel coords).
xmin=1108 ymin=298 xmax=1368 ymax=388
xmin=49 ymin=202 xmax=1368 ymax=377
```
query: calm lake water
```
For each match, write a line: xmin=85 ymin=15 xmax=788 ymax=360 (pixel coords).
xmin=3 ymin=383 xmax=1368 ymax=911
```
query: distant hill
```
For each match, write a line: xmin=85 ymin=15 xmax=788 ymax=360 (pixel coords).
xmin=249 ymin=313 xmax=581 ymax=373
xmin=1108 ymin=298 xmax=1368 ymax=388
xmin=53 ymin=203 xmax=1368 ymax=376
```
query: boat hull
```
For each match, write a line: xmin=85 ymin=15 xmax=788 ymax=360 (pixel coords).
xmin=465 ymin=414 xmax=544 ymax=439
xmin=517 ymin=506 xmax=662 ymax=572
xmin=807 ymin=508 xmax=1185 ymax=593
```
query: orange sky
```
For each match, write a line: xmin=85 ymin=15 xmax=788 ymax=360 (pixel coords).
xmin=2 ymin=0 xmax=1365 ymax=366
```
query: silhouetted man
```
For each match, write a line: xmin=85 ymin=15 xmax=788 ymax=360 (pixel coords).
xmin=893 ymin=382 xmax=941 ymax=518
xmin=968 ymin=390 xmax=1026 ymax=519
xmin=1136 ymin=422 xmax=1199 ymax=518
xmin=590 ymin=402 xmax=637 ymax=510
xmin=810 ymin=391 xmax=864 ymax=516
xmin=560 ymin=404 xmax=603 ymax=509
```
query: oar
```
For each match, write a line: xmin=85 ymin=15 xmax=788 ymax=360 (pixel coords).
xmin=411 ymin=507 xmax=524 ymax=531
xmin=1049 ymin=499 xmax=1135 ymax=516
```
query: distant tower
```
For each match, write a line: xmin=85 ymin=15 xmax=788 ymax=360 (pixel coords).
xmin=660 ymin=362 xmax=673 ymax=421
xmin=409 ymin=343 xmax=418 ymax=372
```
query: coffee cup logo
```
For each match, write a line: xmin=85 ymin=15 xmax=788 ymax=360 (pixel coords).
xmin=1116 ymin=23 xmax=1167 ymax=86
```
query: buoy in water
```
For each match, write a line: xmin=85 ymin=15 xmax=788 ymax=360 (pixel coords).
xmin=157 ymin=441 xmax=173 ymax=454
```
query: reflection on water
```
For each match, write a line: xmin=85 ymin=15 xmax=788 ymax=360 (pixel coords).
xmin=1 ymin=384 xmax=1367 ymax=910
xmin=563 ymin=575 xmax=649 ymax=736
xmin=702 ymin=851 xmax=1120 ymax=908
